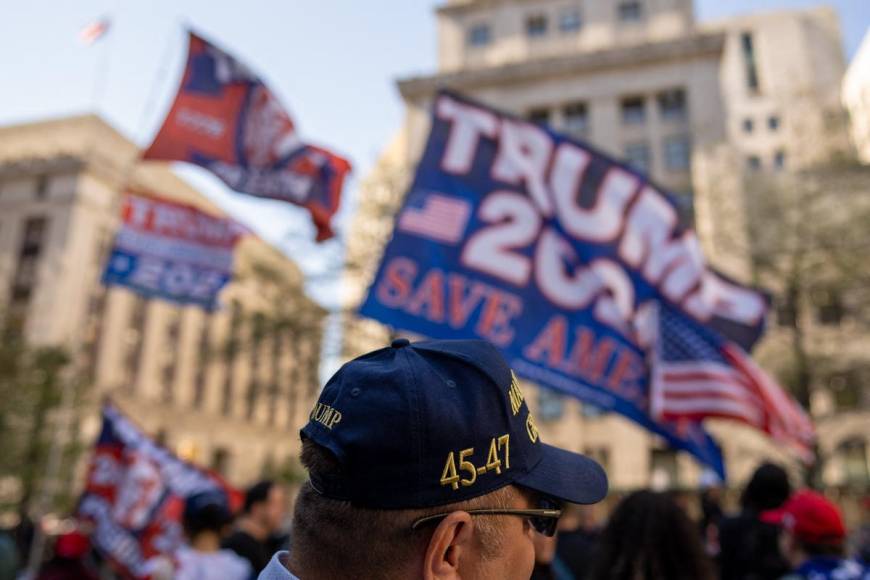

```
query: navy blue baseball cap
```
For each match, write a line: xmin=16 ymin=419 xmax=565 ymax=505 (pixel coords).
xmin=301 ymin=338 xmax=608 ymax=509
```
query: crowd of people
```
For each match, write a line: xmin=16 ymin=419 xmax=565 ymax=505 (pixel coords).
xmin=1 ymin=339 xmax=867 ymax=579
xmin=7 ymin=462 xmax=865 ymax=579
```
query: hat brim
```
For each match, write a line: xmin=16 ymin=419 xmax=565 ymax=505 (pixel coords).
xmin=515 ymin=444 xmax=608 ymax=505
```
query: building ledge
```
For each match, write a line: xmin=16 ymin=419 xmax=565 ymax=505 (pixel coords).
xmin=398 ymin=31 xmax=725 ymax=100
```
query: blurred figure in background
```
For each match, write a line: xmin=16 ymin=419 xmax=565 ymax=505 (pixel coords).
xmin=175 ymin=490 xmax=251 ymax=580
xmin=531 ymin=532 xmax=571 ymax=580
xmin=587 ymin=490 xmax=715 ymax=580
xmin=35 ymin=530 xmax=98 ymax=580
xmin=556 ymin=504 xmax=601 ymax=580
xmin=0 ymin=530 xmax=17 ymax=580
xmin=699 ymin=485 xmax=724 ymax=559
xmin=223 ymin=480 xmax=287 ymax=574
xmin=762 ymin=490 xmax=867 ymax=580
xmin=719 ymin=463 xmax=792 ymax=580
xmin=531 ymin=503 xmax=602 ymax=580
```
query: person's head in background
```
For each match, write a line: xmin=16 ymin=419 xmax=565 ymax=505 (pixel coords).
xmin=762 ymin=490 xmax=848 ymax=567
xmin=588 ymin=490 xmax=715 ymax=580
xmin=242 ymin=480 xmax=287 ymax=539
xmin=741 ymin=462 xmax=791 ymax=514
xmin=557 ymin=503 xmax=600 ymax=533
xmin=183 ymin=491 xmax=234 ymax=551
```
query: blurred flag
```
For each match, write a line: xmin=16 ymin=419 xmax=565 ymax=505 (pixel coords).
xmin=77 ymin=403 xmax=241 ymax=579
xmin=652 ymin=303 xmax=815 ymax=460
xmin=79 ymin=18 xmax=110 ymax=46
xmin=143 ymin=31 xmax=351 ymax=241
xmin=101 ymin=192 xmax=246 ymax=310
xmin=359 ymin=90 xmax=793 ymax=479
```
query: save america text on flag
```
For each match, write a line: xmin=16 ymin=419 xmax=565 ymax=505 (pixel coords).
xmin=77 ymin=404 xmax=240 ymax=578
xmin=360 ymin=91 xmax=813 ymax=477
xmin=101 ymin=192 xmax=245 ymax=310
xmin=143 ymin=31 xmax=351 ymax=241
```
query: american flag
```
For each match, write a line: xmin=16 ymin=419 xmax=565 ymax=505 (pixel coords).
xmin=78 ymin=18 xmax=111 ymax=46
xmin=397 ymin=192 xmax=471 ymax=244
xmin=652 ymin=304 xmax=815 ymax=461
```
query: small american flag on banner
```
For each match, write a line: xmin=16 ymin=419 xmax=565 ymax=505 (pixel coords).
xmin=397 ymin=192 xmax=471 ymax=245
xmin=652 ymin=304 xmax=815 ymax=461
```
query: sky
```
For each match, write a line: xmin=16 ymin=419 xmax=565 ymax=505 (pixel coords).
xmin=1 ymin=0 xmax=868 ymax=313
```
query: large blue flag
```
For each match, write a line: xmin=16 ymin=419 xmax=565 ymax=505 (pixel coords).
xmin=360 ymin=91 xmax=775 ymax=479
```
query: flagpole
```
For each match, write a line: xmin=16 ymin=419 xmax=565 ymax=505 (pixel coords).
xmin=90 ymin=26 xmax=111 ymax=114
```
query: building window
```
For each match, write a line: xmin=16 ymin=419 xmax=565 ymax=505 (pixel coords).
xmin=162 ymin=308 xmax=181 ymax=404
xmin=740 ymin=32 xmax=761 ymax=93
xmin=774 ymin=149 xmax=786 ymax=171
xmin=746 ymin=155 xmax=762 ymax=171
xmin=813 ymin=288 xmax=844 ymax=326
xmin=559 ymin=8 xmax=582 ymax=33
xmin=775 ymin=293 xmax=797 ymax=327
xmin=526 ymin=14 xmax=548 ymax=38
xmin=193 ymin=315 xmax=211 ymax=410
xmin=268 ymin=332 xmax=283 ymax=426
xmin=467 ymin=23 xmax=491 ymax=47
xmin=222 ymin=301 xmax=243 ymax=416
xmin=8 ymin=217 xmax=50 ymax=332
xmin=618 ymin=1 xmax=643 ymax=23
xmin=650 ymin=448 xmax=681 ymax=490
xmin=829 ymin=373 xmax=861 ymax=412
xmin=664 ymin=135 xmax=692 ymax=171
xmin=657 ymin=89 xmax=687 ymax=122
xmin=768 ymin=115 xmax=780 ymax=131
xmin=211 ymin=447 xmax=231 ymax=476
xmin=620 ymin=96 xmax=646 ymax=125
xmin=624 ymin=142 xmax=651 ymax=173
xmin=743 ymin=118 xmax=754 ymax=133
xmin=562 ymin=102 xmax=589 ymax=137
xmin=537 ymin=388 xmax=565 ymax=422
xmin=34 ymin=176 xmax=49 ymax=200
xmin=83 ymin=287 xmax=108 ymax=382
xmin=527 ymin=107 xmax=551 ymax=126
xmin=247 ymin=312 xmax=267 ymax=420
xmin=124 ymin=296 xmax=148 ymax=393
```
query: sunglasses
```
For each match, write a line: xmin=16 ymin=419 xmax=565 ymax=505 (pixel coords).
xmin=411 ymin=496 xmax=562 ymax=537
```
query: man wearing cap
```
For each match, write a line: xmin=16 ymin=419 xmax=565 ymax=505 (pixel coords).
xmin=259 ymin=338 xmax=608 ymax=580
xmin=762 ymin=490 xmax=868 ymax=580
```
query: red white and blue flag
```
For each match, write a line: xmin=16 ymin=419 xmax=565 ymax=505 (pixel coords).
xmin=360 ymin=90 xmax=815 ymax=478
xmin=101 ymin=192 xmax=245 ymax=310
xmin=652 ymin=303 xmax=814 ymax=460
xmin=77 ymin=404 xmax=241 ymax=579
xmin=143 ymin=31 xmax=351 ymax=241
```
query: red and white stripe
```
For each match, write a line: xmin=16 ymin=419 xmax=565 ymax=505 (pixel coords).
xmin=79 ymin=18 xmax=111 ymax=46
xmin=654 ymin=351 xmax=814 ymax=461
xmin=398 ymin=193 xmax=471 ymax=245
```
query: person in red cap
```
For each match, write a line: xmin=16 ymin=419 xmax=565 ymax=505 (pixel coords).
xmin=762 ymin=490 xmax=867 ymax=580
xmin=35 ymin=530 xmax=98 ymax=580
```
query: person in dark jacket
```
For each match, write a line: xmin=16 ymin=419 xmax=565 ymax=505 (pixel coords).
xmin=718 ymin=462 xmax=793 ymax=580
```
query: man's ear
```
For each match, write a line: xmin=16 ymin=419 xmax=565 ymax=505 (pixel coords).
xmin=422 ymin=511 xmax=474 ymax=580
